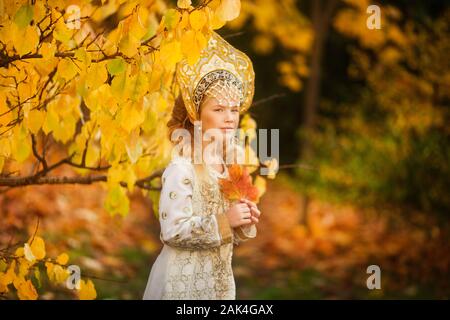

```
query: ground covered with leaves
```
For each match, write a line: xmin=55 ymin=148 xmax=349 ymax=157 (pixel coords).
xmin=1 ymin=166 xmax=448 ymax=299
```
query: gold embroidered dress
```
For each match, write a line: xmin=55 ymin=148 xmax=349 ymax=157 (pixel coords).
xmin=142 ymin=156 xmax=256 ymax=300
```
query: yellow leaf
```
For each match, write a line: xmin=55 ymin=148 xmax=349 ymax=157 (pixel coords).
xmin=74 ymin=47 xmax=91 ymax=71
xmin=240 ymin=114 xmax=257 ymax=130
xmin=254 ymin=175 xmax=267 ymax=202
xmin=84 ymin=87 xmax=102 ymax=112
xmin=34 ymin=269 xmax=41 ymax=288
xmin=11 ymin=125 xmax=31 ymax=163
xmin=124 ymin=164 xmax=137 ymax=192
xmin=24 ymin=243 xmax=36 ymax=262
xmin=179 ymin=11 xmax=190 ymax=30
xmin=164 ymin=9 xmax=181 ymax=31
xmin=53 ymin=265 xmax=69 ymax=283
xmin=13 ymin=25 xmax=39 ymax=56
xmin=0 ymin=272 xmax=9 ymax=293
xmin=125 ymin=134 xmax=143 ymax=164
xmin=142 ymin=14 xmax=157 ymax=42
xmin=16 ymin=279 xmax=38 ymax=300
xmin=120 ymin=103 xmax=144 ymax=133
xmin=42 ymin=104 xmax=59 ymax=135
xmin=44 ymin=261 xmax=68 ymax=284
xmin=53 ymin=15 xmax=73 ymax=45
xmin=52 ymin=113 xmax=77 ymax=143
xmin=85 ymin=62 xmax=108 ymax=90
xmin=108 ymin=68 xmax=124 ymax=98
xmin=45 ymin=262 xmax=54 ymax=281
xmin=1 ymin=261 xmax=16 ymax=287
xmin=129 ymin=10 xmax=148 ymax=40
xmin=181 ymin=30 xmax=197 ymax=62
xmin=263 ymin=158 xmax=279 ymax=179
xmin=107 ymin=165 xmax=123 ymax=185
xmin=210 ymin=10 xmax=226 ymax=30
xmin=33 ymin=1 xmax=48 ymax=28
xmin=25 ymin=109 xmax=45 ymax=134
xmin=146 ymin=62 xmax=164 ymax=93
xmin=104 ymin=184 xmax=130 ymax=216
xmin=181 ymin=30 xmax=207 ymax=66
xmin=18 ymin=258 xmax=32 ymax=277
xmin=160 ymin=40 xmax=182 ymax=70
xmin=107 ymin=57 xmax=126 ymax=75
xmin=56 ymin=253 xmax=69 ymax=265
xmin=28 ymin=236 xmax=46 ymax=260
xmin=119 ymin=34 xmax=140 ymax=57
xmin=57 ymin=58 xmax=78 ymax=81
xmin=33 ymin=41 xmax=59 ymax=75
xmin=190 ymin=10 xmax=207 ymax=31
xmin=129 ymin=70 xmax=148 ymax=102
xmin=39 ymin=42 xmax=56 ymax=59
xmin=177 ymin=0 xmax=192 ymax=9
xmin=14 ymin=4 xmax=33 ymax=29
xmin=196 ymin=29 xmax=207 ymax=48
xmin=85 ymin=144 xmax=100 ymax=167
xmin=216 ymin=0 xmax=241 ymax=22
xmin=15 ymin=247 xmax=24 ymax=257
xmin=0 ymin=92 xmax=13 ymax=129
xmin=78 ymin=279 xmax=97 ymax=300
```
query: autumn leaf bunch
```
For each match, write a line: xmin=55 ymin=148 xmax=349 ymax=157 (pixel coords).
xmin=218 ymin=164 xmax=260 ymax=203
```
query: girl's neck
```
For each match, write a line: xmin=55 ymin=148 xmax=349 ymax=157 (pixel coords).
xmin=202 ymin=140 xmax=226 ymax=165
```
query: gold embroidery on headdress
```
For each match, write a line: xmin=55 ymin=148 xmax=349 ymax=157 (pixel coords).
xmin=176 ymin=32 xmax=255 ymax=122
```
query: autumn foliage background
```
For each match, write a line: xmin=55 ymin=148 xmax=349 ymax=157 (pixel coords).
xmin=0 ymin=0 xmax=449 ymax=299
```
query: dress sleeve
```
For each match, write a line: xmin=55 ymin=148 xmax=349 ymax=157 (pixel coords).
xmin=233 ymin=224 xmax=257 ymax=246
xmin=159 ymin=160 xmax=233 ymax=250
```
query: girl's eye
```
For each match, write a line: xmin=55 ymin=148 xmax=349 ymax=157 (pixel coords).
xmin=232 ymin=109 xmax=239 ymax=113
xmin=214 ymin=108 xmax=223 ymax=112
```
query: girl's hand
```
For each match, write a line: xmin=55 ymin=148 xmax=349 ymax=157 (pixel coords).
xmin=225 ymin=201 xmax=253 ymax=228
xmin=239 ymin=198 xmax=261 ymax=225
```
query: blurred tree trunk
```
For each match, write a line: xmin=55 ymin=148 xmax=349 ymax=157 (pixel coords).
xmin=299 ymin=0 xmax=339 ymax=224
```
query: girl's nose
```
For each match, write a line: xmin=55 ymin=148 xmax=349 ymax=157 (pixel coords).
xmin=225 ymin=109 xmax=234 ymax=121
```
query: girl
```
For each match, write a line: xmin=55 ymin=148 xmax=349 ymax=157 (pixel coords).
xmin=143 ymin=32 xmax=260 ymax=300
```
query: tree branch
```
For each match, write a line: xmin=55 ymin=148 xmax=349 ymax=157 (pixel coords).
xmin=251 ymin=93 xmax=286 ymax=107
xmin=31 ymin=133 xmax=48 ymax=173
xmin=0 ymin=172 xmax=162 ymax=190
xmin=0 ymin=174 xmax=107 ymax=187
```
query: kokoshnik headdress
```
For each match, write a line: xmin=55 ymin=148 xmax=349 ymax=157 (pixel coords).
xmin=175 ymin=31 xmax=255 ymax=123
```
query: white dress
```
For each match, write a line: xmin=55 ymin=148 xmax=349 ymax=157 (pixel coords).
xmin=142 ymin=156 xmax=257 ymax=300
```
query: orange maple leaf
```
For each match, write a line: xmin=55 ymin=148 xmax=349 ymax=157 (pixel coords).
xmin=218 ymin=164 xmax=259 ymax=202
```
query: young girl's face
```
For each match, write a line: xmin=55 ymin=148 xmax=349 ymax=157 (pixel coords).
xmin=199 ymin=96 xmax=240 ymax=144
